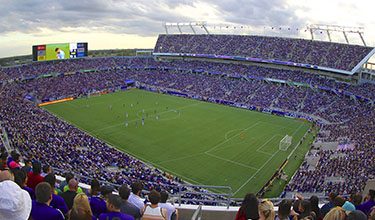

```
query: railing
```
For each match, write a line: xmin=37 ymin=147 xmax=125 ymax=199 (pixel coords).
xmin=178 ymin=184 xmax=232 ymax=209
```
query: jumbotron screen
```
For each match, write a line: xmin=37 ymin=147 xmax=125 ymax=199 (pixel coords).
xmin=32 ymin=42 xmax=88 ymax=61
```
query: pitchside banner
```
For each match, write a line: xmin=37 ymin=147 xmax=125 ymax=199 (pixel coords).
xmin=32 ymin=42 xmax=88 ymax=61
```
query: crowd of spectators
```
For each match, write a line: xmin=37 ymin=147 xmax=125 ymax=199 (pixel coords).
xmin=1 ymin=54 xmax=375 ymax=201
xmin=154 ymin=34 xmax=373 ymax=71
xmin=0 ymin=168 xmax=179 ymax=219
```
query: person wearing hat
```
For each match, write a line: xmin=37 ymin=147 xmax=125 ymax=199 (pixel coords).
xmin=0 ymin=177 xmax=31 ymax=220
xmin=30 ymin=182 xmax=64 ymax=220
xmin=9 ymin=161 xmax=20 ymax=170
xmin=90 ymin=185 xmax=113 ymax=218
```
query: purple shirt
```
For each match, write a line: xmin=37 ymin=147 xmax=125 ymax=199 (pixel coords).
xmin=30 ymin=200 xmax=65 ymax=220
xmin=99 ymin=211 xmax=134 ymax=220
xmin=90 ymin=196 xmax=107 ymax=218
xmin=50 ymin=193 xmax=69 ymax=215
xmin=23 ymin=186 xmax=36 ymax=200
xmin=360 ymin=199 xmax=375 ymax=215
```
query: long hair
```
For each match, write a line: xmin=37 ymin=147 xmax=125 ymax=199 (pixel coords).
xmin=259 ymin=199 xmax=275 ymax=220
xmin=323 ymin=207 xmax=346 ymax=220
xmin=72 ymin=193 xmax=93 ymax=216
xmin=239 ymin=193 xmax=260 ymax=219
xmin=310 ymin=195 xmax=322 ymax=219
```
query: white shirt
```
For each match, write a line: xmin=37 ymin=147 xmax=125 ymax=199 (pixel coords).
xmin=128 ymin=193 xmax=144 ymax=212
xmin=158 ymin=202 xmax=176 ymax=220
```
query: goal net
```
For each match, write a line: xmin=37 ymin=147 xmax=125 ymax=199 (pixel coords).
xmin=279 ymin=135 xmax=292 ymax=151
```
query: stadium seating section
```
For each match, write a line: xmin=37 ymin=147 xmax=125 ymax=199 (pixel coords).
xmin=1 ymin=36 xmax=375 ymax=202
xmin=154 ymin=34 xmax=373 ymax=71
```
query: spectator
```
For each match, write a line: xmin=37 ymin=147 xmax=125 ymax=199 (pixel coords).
xmin=321 ymin=192 xmax=338 ymax=216
xmin=44 ymin=173 xmax=69 ymax=215
xmin=333 ymin=196 xmax=346 ymax=208
xmin=14 ymin=169 xmax=36 ymax=200
xmin=63 ymin=173 xmax=83 ymax=194
xmin=69 ymin=207 xmax=93 ymax=220
xmin=298 ymin=200 xmax=311 ymax=219
xmin=259 ymin=199 xmax=275 ymax=220
xmin=142 ymin=190 xmax=167 ymax=220
xmin=9 ymin=160 xmax=20 ymax=170
xmin=90 ymin=185 xmax=114 ymax=218
xmin=0 ymin=170 xmax=14 ymax=182
xmin=322 ymin=207 xmax=346 ymax=220
xmin=41 ymin=164 xmax=52 ymax=177
xmin=119 ymin=184 xmax=142 ymax=219
xmin=128 ymin=181 xmax=145 ymax=212
xmin=0 ymin=176 xmax=32 ymax=220
xmin=21 ymin=159 xmax=32 ymax=174
xmin=68 ymin=193 xmax=96 ymax=220
xmin=310 ymin=196 xmax=322 ymax=220
xmin=30 ymin=182 xmax=65 ymax=220
xmin=347 ymin=210 xmax=367 ymax=220
xmin=0 ymin=150 xmax=7 ymax=170
xmin=235 ymin=193 xmax=260 ymax=220
xmin=352 ymin=193 xmax=362 ymax=210
xmin=6 ymin=150 xmax=18 ymax=167
xmin=27 ymin=161 xmax=44 ymax=190
xmin=159 ymin=191 xmax=178 ymax=220
xmin=359 ymin=189 xmax=375 ymax=216
xmin=87 ymin=179 xmax=100 ymax=197
xmin=60 ymin=172 xmax=74 ymax=191
xmin=276 ymin=199 xmax=298 ymax=220
xmin=61 ymin=178 xmax=79 ymax=210
xmin=99 ymin=194 xmax=134 ymax=220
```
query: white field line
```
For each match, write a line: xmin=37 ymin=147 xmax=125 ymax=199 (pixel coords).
xmin=233 ymin=122 xmax=306 ymax=196
xmin=205 ymin=152 xmax=259 ymax=170
xmin=256 ymin=134 xmax=283 ymax=155
xmin=224 ymin=128 xmax=244 ymax=140
xmin=205 ymin=122 xmax=261 ymax=153
xmin=104 ymin=139 xmax=206 ymax=185
xmin=93 ymin=102 xmax=201 ymax=132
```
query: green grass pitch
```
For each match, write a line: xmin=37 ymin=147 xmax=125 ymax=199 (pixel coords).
xmin=43 ymin=89 xmax=312 ymax=197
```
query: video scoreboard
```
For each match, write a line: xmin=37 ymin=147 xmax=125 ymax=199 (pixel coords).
xmin=32 ymin=42 xmax=88 ymax=61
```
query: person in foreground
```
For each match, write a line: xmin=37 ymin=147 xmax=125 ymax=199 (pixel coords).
xmin=99 ymin=194 xmax=134 ymax=220
xmin=142 ymin=190 xmax=168 ymax=220
xmin=235 ymin=193 xmax=260 ymax=220
xmin=30 ymin=182 xmax=65 ymax=220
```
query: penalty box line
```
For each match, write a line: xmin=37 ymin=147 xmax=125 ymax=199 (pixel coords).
xmin=233 ymin=122 xmax=307 ymax=196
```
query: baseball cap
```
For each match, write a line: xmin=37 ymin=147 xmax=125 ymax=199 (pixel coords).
xmin=9 ymin=161 xmax=19 ymax=169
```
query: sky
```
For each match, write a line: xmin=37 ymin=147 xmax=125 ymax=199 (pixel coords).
xmin=0 ymin=0 xmax=374 ymax=58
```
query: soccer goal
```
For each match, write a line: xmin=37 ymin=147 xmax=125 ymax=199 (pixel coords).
xmin=279 ymin=135 xmax=292 ymax=151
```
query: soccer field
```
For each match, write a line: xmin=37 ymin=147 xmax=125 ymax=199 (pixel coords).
xmin=43 ymin=89 xmax=311 ymax=197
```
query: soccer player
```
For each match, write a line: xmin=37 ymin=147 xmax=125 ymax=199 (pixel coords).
xmin=55 ymin=48 xmax=65 ymax=59
xmin=142 ymin=109 xmax=144 ymax=113
xmin=125 ymin=121 xmax=128 ymax=127
xmin=141 ymin=118 xmax=144 ymax=126
xmin=109 ymin=105 xmax=112 ymax=110
xmin=126 ymin=113 xmax=128 ymax=118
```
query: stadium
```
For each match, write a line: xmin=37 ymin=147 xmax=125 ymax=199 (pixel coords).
xmin=1 ymin=9 xmax=375 ymax=220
